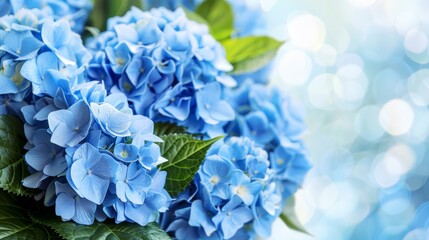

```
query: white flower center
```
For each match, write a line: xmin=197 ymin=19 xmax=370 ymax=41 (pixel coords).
xmin=236 ymin=185 xmax=247 ymax=196
xmin=210 ymin=176 xmax=220 ymax=185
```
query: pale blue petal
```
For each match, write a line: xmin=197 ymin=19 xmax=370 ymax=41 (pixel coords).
xmin=22 ymin=172 xmax=48 ymax=188
xmin=73 ymin=197 xmax=96 ymax=225
xmin=43 ymin=156 xmax=67 ymax=176
xmin=231 ymin=206 xmax=253 ymax=226
xmin=25 ymin=145 xmax=51 ymax=171
xmin=125 ymin=187 xmax=143 ymax=204
xmin=91 ymin=153 xmax=118 ymax=179
xmin=56 ymin=193 xmax=75 ymax=220
xmin=115 ymin=24 xmax=138 ymax=43
xmin=80 ymin=175 xmax=110 ymax=204
xmin=124 ymin=203 xmax=151 ymax=226
xmin=209 ymin=100 xmax=235 ymax=121
xmin=189 ymin=200 xmax=216 ymax=236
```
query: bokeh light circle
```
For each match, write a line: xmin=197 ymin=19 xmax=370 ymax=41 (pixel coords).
xmin=379 ymin=99 xmax=414 ymax=136
xmin=277 ymin=49 xmax=312 ymax=86
xmin=287 ymin=13 xmax=326 ymax=51
xmin=404 ymin=27 xmax=429 ymax=64
xmin=334 ymin=64 xmax=368 ymax=102
xmin=313 ymin=44 xmax=338 ymax=67
xmin=308 ymin=73 xmax=338 ymax=110
xmin=404 ymin=28 xmax=428 ymax=54
xmin=408 ymin=69 xmax=429 ymax=106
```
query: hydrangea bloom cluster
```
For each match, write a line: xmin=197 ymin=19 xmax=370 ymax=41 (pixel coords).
xmin=22 ymin=81 xmax=171 ymax=226
xmin=225 ymin=81 xmax=311 ymax=200
xmin=0 ymin=8 xmax=91 ymax=117
xmin=0 ymin=0 xmax=93 ymax=33
xmin=142 ymin=0 xmax=270 ymax=84
xmin=0 ymin=9 xmax=170 ymax=226
xmin=160 ymin=137 xmax=283 ymax=239
xmin=87 ymin=7 xmax=236 ymax=137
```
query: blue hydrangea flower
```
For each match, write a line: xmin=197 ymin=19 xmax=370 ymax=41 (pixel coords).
xmin=55 ymin=181 xmax=98 ymax=225
xmin=211 ymin=195 xmax=254 ymax=239
xmin=0 ymin=0 xmax=93 ymax=33
xmin=142 ymin=0 xmax=272 ymax=85
xmin=24 ymin=129 xmax=67 ymax=178
xmin=3 ymin=10 xmax=173 ymax=224
xmin=0 ymin=9 xmax=91 ymax=117
xmin=225 ymin=81 xmax=311 ymax=201
xmin=115 ymin=161 xmax=151 ymax=204
xmin=104 ymin=170 xmax=170 ymax=226
xmin=48 ymin=100 xmax=92 ymax=147
xmin=0 ymin=93 xmax=27 ymax=117
xmin=22 ymin=80 xmax=171 ymax=226
xmin=160 ymin=137 xmax=284 ymax=239
xmin=87 ymin=7 xmax=236 ymax=137
xmin=69 ymin=143 xmax=118 ymax=204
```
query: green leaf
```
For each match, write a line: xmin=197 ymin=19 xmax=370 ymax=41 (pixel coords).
xmin=89 ymin=0 xmax=142 ymax=31
xmin=158 ymin=134 xmax=223 ymax=196
xmin=88 ymin=0 xmax=107 ymax=31
xmin=107 ymin=0 xmax=142 ymax=19
xmin=31 ymin=209 xmax=170 ymax=240
xmin=181 ymin=6 xmax=208 ymax=25
xmin=0 ymin=115 xmax=34 ymax=197
xmin=0 ymin=190 xmax=59 ymax=239
xmin=280 ymin=196 xmax=311 ymax=236
xmin=221 ymin=36 xmax=283 ymax=74
xmin=196 ymin=0 xmax=233 ymax=41
xmin=154 ymin=122 xmax=186 ymax=136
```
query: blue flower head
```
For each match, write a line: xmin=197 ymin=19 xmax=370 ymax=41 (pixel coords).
xmin=160 ymin=137 xmax=284 ymax=239
xmin=55 ymin=181 xmax=97 ymax=225
xmin=0 ymin=0 xmax=93 ymax=33
xmin=21 ymin=77 xmax=170 ymax=225
xmin=48 ymin=100 xmax=92 ymax=147
xmin=87 ymin=7 xmax=236 ymax=137
xmin=69 ymin=143 xmax=118 ymax=204
xmin=0 ymin=8 xmax=91 ymax=117
xmin=142 ymin=0 xmax=272 ymax=85
xmin=225 ymin=81 xmax=311 ymax=200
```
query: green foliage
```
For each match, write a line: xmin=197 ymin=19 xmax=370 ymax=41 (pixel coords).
xmin=182 ymin=7 xmax=208 ymax=25
xmin=158 ymin=134 xmax=223 ymax=196
xmin=0 ymin=190 xmax=59 ymax=239
xmin=221 ymin=36 xmax=283 ymax=74
xmin=0 ymin=115 xmax=34 ymax=197
xmin=89 ymin=0 xmax=143 ymax=31
xmin=31 ymin=210 xmax=170 ymax=240
xmin=154 ymin=122 xmax=186 ymax=136
xmin=107 ymin=0 xmax=142 ymax=19
xmin=280 ymin=196 xmax=312 ymax=236
xmin=196 ymin=0 xmax=234 ymax=41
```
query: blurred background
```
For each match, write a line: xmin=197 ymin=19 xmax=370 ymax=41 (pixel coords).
xmin=251 ymin=0 xmax=429 ymax=239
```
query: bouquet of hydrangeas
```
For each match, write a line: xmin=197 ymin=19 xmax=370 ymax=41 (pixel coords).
xmin=0 ymin=0 xmax=311 ymax=239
